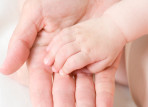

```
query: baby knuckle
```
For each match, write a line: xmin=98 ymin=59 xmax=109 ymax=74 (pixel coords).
xmin=62 ymin=28 xmax=71 ymax=34
xmin=61 ymin=35 xmax=71 ymax=42
xmin=82 ymin=48 xmax=92 ymax=54
xmin=76 ymin=36 xmax=87 ymax=44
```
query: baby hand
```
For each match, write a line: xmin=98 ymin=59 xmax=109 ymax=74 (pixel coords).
xmin=44 ymin=16 xmax=127 ymax=75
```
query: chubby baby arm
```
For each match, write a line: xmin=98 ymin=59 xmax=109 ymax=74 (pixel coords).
xmin=104 ymin=0 xmax=148 ymax=42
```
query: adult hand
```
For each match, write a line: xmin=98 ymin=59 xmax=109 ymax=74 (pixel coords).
xmin=27 ymin=28 xmax=121 ymax=107
xmin=0 ymin=0 xmax=90 ymax=74
xmin=0 ymin=0 xmax=120 ymax=106
xmin=0 ymin=0 xmax=119 ymax=75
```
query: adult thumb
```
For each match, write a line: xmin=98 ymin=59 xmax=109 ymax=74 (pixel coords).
xmin=0 ymin=3 xmax=42 ymax=75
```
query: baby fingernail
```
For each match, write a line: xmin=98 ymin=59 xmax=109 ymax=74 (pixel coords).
xmin=59 ymin=69 xmax=65 ymax=76
xmin=52 ymin=66 xmax=58 ymax=72
xmin=44 ymin=58 xmax=48 ymax=64
xmin=44 ymin=58 xmax=50 ymax=65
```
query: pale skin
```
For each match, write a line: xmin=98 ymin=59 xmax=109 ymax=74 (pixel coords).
xmin=0 ymin=0 xmax=147 ymax=107
xmin=0 ymin=0 xmax=148 ymax=107
xmin=43 ymin=0 xmax=148 ymax=106
xmin=0 ymin=0 xmax=121 ymax=107
xmin=44 ymin=0 xmax=148 ymax=75
xmin=44 ymin=16 xmax=126 ymax=75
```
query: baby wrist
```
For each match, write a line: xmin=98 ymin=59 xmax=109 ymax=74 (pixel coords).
xmin=101 ymin=14 xmax=127 ymax=45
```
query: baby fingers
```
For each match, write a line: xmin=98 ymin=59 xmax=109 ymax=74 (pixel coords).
xmin=59 ymin=52 xmax=93 ymax=75
xmin=44 ymin=29 xmax=75 ymax=66
xmin=53 ymin=42 xmax=80 ymax=72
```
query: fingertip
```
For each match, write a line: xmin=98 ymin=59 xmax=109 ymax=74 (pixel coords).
xmin=59 ymin=69 xmax=66 ymax=76
xmin=51 ymin=66 xmax=58 ymax=72
xmin=0 ymin=67 xmax=12 ymax=75
xmin=44 ymin=58 xmax=52 ymax=66
xmin=44 ymin=58 xmax=49 ymax=65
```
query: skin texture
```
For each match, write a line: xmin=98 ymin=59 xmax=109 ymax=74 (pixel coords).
xmin=1 ymin=0 xmax=147 ymax=106
xmin=0 ymin=0 xmax=122 ymax=107
xmin=44 ymin=16 xmax=126 ymax=75
xmin=44 ymin=0 xmax=148 ymax=76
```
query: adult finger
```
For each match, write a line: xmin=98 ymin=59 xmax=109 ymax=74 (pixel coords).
xmin=95 ymin=53 xmax=122 ymax=107
xmin=28 ymin=47 xmax=53 ymax=107
xmin=52 ymin=73 xmax=75 ymax=107
xmin=0 ymin=1 xmax=42 ymax=75
xmin=75 ymin=70 xmax=95 ymax=107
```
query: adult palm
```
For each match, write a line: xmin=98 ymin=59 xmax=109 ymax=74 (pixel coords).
xmin=0 ymin=0 xmax=120 ymax=107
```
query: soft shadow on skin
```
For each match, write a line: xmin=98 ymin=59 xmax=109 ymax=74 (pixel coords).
xmin=127 ymin=35 xmax=148 ymax=107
